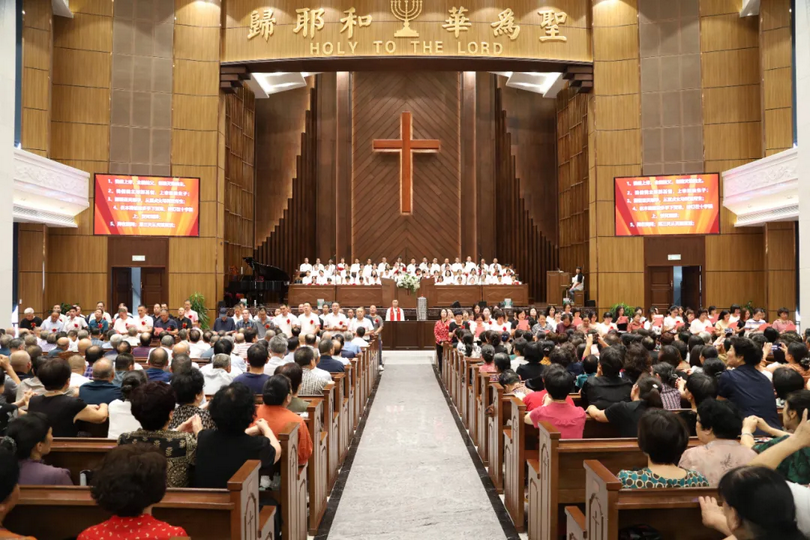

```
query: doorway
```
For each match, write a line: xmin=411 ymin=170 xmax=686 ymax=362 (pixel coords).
xmin=112 ymin=267 xmax=165 ymax=312
xmin=648 ymin=265 xmax=702 ymax=311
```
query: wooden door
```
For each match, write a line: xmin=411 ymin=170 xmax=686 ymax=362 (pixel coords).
xmin=648 ymin=266 xmax=673 ymax=311
xmin=141 ymin=268 xmax=165 ymax=308
xmin=681 ymin=266 xmax=702 ymax=311
xmin=111 ymin=268 xmax=132 ymax=312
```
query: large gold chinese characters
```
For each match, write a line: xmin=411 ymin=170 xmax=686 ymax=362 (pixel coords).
xmin=223 ymin=0 xmax=590 ymax=63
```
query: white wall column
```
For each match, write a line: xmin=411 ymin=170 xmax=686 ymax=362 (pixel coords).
xmin=798 ymin=0 xmax=810 ymax=325
xmin=0 ymin=0 xmax=16 ymax=327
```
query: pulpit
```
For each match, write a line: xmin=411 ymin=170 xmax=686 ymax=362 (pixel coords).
xmin=546 ymin=271 xmax=570 ymax=305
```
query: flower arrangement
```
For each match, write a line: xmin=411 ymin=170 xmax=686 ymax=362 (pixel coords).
xmin=397 ymin=274 xmax=421 ymax=294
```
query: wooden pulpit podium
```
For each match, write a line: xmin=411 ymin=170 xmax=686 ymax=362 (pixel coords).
xmin=546 ymin=270 xmax=571 ymax=305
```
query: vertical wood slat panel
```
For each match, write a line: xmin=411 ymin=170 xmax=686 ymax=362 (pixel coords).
xmin=254 ymin=86 xmax=318 ymax=280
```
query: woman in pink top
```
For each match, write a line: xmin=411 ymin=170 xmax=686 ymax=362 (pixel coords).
xmin=525 ymin=365 xmax=586 ymax=439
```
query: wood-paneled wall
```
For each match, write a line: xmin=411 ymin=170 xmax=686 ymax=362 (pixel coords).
xmin=556 ymin=86 xmax=589 ymax=279
xmin=21 ymin=0 xmax=52 ymax=156
xmin=588 ymin=0 xmax=644 ymax=311
xmin=699 ymin=0 xmax=765 ymax=310
xmin=495 ymin=87 xmax=557 ymax=303
xmin=47 ymin=0 xmax=112 ymax=310
xmin=760 ymin=0 xmax=793 ymax=155
xmin=500 ymin=86 xmax=559 ymax=239
xmin=254 ymin=86 xmax=319 ymax=278
xmin=255 ymin=82 xmax=313 ymax=244
xmin=764 ymin=222 xmax=795 ymax=319
xmin=18 ymin=0 xmax=53 ymax=316
xmin=169 ymin=0 xmax=223 ymax=309
xmin=351 ymin=71 xmax=461 ymax=262
xmin=223 ymin=87 xmax=256 ymax=276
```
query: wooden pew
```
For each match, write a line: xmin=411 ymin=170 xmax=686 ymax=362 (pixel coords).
xmin=487 ymin=382 xmax=508 ymax=492
xmin=579 ymin=459 xmax=723 ymax=540
xmin=305 ymin=398 xmax=328 ymax=536
xmin=475 ymin=372 xmax=490 ymax=462
xmin=465 ymin=358 xmax=483 ymax=436
xmin=274 ymin=422 xmax=308 ymax=540
xmin=330 ymin=373 xmax=350 ymax=463
xmin=503 ymin=396 xmax=534 ymax=532
xmin=7 ymin=460 xmax=275 ymax=540
xmin=303 ymin=381 xmax=339 ymax=490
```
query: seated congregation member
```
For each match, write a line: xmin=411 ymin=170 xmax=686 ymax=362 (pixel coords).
xmin=78 ymin=358 xmax=122 ymax=405
xmin=719 ymin=337 xmax=781 ymax=431
xmin=768 ymin=342 xmax=810 ymax=384
xmin=131 ymin=332 xmax=152 ymax=358
xmin=296 ymin=346 xmax=329 ymax=395
xmin=621 ymin=342 xmax=652 ymax=384
xmin=107 ymin=371 xmax=146 ymax=439
xmin=651 ymin=363 xmax=682 ymax=410
xmin=118 ymin=381 xmax=201 ymax=487
xmin=194 ymin=383 xmax=281 ymax=488
xmin=234 ymin=343 xmax=270 ymax=393
xmin=202 ymin=354 xmax=235 ymax=395
xmin=5 ymin=412 xmax=72 ymax=485
xmin=168 ymin=369 xmax=216 ymax=431
xmin=618 ymin=409 xmax=709 ymax=488
xmin=743 ymin=389 xmax=810 ymax=484
xmin=78 ymin=445 xmax=187 ymax=539
xmin=265 ymin=334 xmax=291 ymax=373
xmin=145 ymin=348 xmax=171 ymax=383
xmin=525 ymin=365 xmax=586 ymax=439
xmin=774 ymin=367 xmax=806 ymax=408
xmin=255 ymin=375 xmax=313 ymax=465
xmin=316 ymin=339 xmax=344 ymax=374
xmin=677 ymin=399 xmax=755 ymax=486
xmin=276 ymin=363 xmax=309 ymax=413
xmin=213 ymin=307 xmax=237 ymax=333
xmin=352 ymin=327 xmax=370 ymax=349
xmin=0 ymin=448 xmax=36 ymax=539
xmin=27 ymin=358 xmax=108 ymax=437
xmin=523 ymin=349 xmax=577 ymax=411
xmin=516 ymin=341 xmax=547 ymax=391
xmin=586 ymin=375 xmax=663 ymax=437
xmin=579 ymin=345 xmax=632 ymax=409
xmin=576 ymin=354 xmax=598 ymax=389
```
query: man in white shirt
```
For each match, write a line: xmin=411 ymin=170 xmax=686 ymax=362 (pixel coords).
xmin=363 ymin=259 xmax=374 ymax=278
xmin=40 ymin=311 xmax=64 ymax=335
xmin=273 ymin=304 xmax=298 ymax=337
xmin=65 ymin=306 xmax=88 ymax=332
xmin=350 ymin=258 xmax=361 ymax=277
xmin=349 ymin=307 xmax=374 ymax=335
xmin=324 ymin=302 xmax=348 ymax=331
xmin=188 ymin=329 xmax=209 ymax=359
xmin=133 ymin=304 xmax=154 ymax=333
xmin=51 ymin=304 xmax=67 ymax=323
xmin=265 ymin=334 xmax=291 ymax=374
xmin=430 ymin=258 xmax=441 ymax=275
xmin=95 ymin=302 xmax=112 ymax=323
xmin=301 ymin=271 xmax=313 ymax=285
xmin=201 ymin=354 xmax=235 ymax=395
xmin=377 ymin=257 xmax=388 ymax=274
xmin=464 ymin=256 xmax=477 ymax=273
xmin=406 ymin=258 xmax=417 ymax=274
xmin=419 ymin=257 xmax=429 ymax=273
xmin=351 ymin=327 xmax=370 ymax=349
xmin=183 ymin=299 xmax=199 ymax=324
xmin=298 ymin=303 xmax=320 ymax=335
xmin=299 ymin=257 xmax=312 ymax=275
xmin=385 ymin=299 xmax=405 ymax=322
xmin=451 ymin=257 xmax=463 ymax=273
xmin=315 ymin=270 xmax=328 ymax=285
xmin=479 ymin=258 xmax=488 ymax=275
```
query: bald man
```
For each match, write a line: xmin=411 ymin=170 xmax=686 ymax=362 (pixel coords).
xmin=77 ymin=338 xmax=93 ymax=357
xmin=1 ymin=353 xmax=23 ymax=404
xmin=78 ymin=357 xmax=121 ymax=405
xmin=68 ymin=354 xmax=91 ymax=389
xmin=47 ymin=337 xmax=69 ymax=358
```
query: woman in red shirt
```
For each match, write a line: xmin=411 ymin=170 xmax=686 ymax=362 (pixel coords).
xmin=79 ymin=445 xmax=187 ymax=540
xmin=434 ymin=309 xmax=451 ymax=372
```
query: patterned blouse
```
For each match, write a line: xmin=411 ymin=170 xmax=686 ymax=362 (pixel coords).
xmin=755 ymin=435 xmax=810 ymax=484
xmin=117 ymin=429 xmax=197 ymax=487
xmin=618 ymin=467 xmax=709 ymax=489
xmin=434 ymin=320 xmax=450 ymax=345
xmin=168 ymin=404 xmax=216 ymax=431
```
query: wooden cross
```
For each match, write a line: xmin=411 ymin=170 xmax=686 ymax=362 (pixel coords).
xmin=372 ymin=111 xmax=441 ymax=214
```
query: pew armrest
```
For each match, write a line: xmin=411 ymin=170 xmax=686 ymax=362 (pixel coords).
xmin=565 ymin=506 xmax=586 ymax=540
xmin=259 ymin=505 xmax=276 ymax=540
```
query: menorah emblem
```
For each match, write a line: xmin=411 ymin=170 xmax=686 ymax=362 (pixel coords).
xmin=391 ymin=0 xmax=422 ymax=37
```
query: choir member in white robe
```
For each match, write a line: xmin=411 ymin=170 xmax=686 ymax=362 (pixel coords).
xmin=315 ymin=271 xmax=328 ymax=285
xmin=325 ymin=260 xmax=335 ymax=277
xmin=350 ymin=259 xmax=361 ymax=276
xmin=430 ymin=259 xmax=441 ymax=275
xmin=377 ymin=258 xmax=388 ymax=273
xmin=299 ymin=258 xmax=312 ymax=275
xmin=485 ymin=274 xmax=498 ymax=284
xmin=451 ymin=258 xmax=463 ymax=273
xmin=302 ymin=272 xmax=313 ymax=285
xmin=313 ymin=258 xmax=324 ymax=273
xmin=419 ymin=258 xmax=429 ymax=272
xmin=492 ymin=258 xmax=502 ymax=275
xmin=337 ymin=258 xmax=347 ymax=275
xmin=369 ymin=273 xmax=381 ymax=285
xmin=406 ymin=259 xmax=417 ymax=274
xmin=479 ymin=259 xmax=488 ymax=274
xmin=502 ymin=274 xmax=513 ymax=285
xmin=454 ymin=276 xmax=464 ymax=285
xmin=464 ymin=257 xmax=477 ymax=273
xmin=466 ymin=274 xmax=478 ymax=285
xmin=362 ymin=261 xmax=374 ymax=279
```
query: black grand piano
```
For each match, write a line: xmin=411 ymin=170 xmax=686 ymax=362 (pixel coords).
xmin=226 ymin=257 xmax=290 ymax=306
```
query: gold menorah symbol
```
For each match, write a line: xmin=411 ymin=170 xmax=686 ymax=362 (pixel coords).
xmin=391 ymin=0 xmax=422 ymax=37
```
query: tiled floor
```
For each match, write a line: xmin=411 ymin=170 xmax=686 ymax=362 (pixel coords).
xmin=325 ymin=351 xmax=509 ymax=539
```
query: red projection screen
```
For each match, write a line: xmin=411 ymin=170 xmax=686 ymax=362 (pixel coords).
xmin=94 ymin=174 xmax=200 ymax=237
xmin=614 ymin=174 xmax=720 ymax=237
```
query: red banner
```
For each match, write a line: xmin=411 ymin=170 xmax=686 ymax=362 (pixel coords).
xmin=94 ymin=174 xmax=199 ymax=237
xmin=614 ymin=174 xmax=720 ymax=237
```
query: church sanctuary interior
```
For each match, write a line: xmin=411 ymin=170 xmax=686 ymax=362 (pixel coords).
xmin=2 ymin=0 xmax=810 ymax=538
